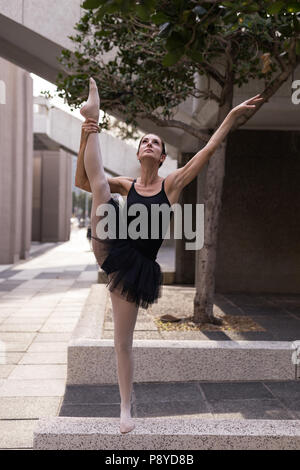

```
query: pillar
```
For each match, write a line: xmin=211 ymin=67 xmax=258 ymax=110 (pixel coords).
xmin=32 ymin=149 xmax=72 ymax=242
xmin=0 ymin=58 xmax=33 ymax=264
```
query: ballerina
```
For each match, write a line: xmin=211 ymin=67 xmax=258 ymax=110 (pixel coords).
xmin=76 ymin=77 xmax=263 ymax=433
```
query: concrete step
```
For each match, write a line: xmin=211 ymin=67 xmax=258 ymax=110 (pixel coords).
xmin=34 ymin=284 xmax=299 ymax=450
xmin=33 ymin=416 xmax=300 ymax=450
xmin=67 ymin=338 xmax=297 ymax=385
xmin=69 ymin=285 xmax=298 ymax=385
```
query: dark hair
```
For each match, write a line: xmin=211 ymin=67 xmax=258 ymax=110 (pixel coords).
xmin=137 ymin=134 xmax=166 ymax=168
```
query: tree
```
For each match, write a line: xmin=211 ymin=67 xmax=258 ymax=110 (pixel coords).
xmin=56 ymin=0 xmax=300 ymax=323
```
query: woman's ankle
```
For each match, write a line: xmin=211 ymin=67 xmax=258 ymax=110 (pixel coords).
xmin=120 ymin=404 xmax=132 ymax=415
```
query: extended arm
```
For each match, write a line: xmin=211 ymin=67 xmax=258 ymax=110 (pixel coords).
xmin=176 ymin=94 xmax=263 ymax=189
xmin=75 ymin=118 xmax=133 ymax=195
xmin=75 ymin=119 xmax=100 ymax=193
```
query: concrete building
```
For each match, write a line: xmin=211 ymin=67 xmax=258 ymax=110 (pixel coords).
xmin=0 ymin=58 xmax=33 ymax=264
xmin=0 ymin=2 xmax=299 ymax=292
xmin=32 ymin=94 xmax=176 ymax=243
xmin=0 ymin=56 xmax=176 ymax=261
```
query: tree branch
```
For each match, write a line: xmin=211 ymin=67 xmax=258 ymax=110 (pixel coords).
xmin=231 ymin=58 xmax=300 ymax=131
xmin=200 ymin=61 xmax=226 ymax=87
xmin=224 ymin=40 xmax=233 ymax=78
xmin=194 ymin=88 xmax=221 ymax=103
xmin=143 ymin=114 xmax=210 ymax=144
xmin=272 ymin=36 xmax=287 ymax=72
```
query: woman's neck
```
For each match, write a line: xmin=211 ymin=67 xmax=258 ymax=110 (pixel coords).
xmin=138 ymin=167 xmax=161 ymax=187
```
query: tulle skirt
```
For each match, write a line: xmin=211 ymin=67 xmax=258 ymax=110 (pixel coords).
xmin=91 ymin=196 xmax=163 ymax=310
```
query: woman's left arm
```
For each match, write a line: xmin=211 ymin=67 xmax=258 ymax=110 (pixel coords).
xmin=174 ymin=94 xmax=263 ymax=190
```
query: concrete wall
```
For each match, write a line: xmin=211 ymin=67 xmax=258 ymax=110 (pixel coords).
xmin=33 ymin=97 xmax=177 ymax=178
xmin=32 ymin=152 xmax=42 ymax=240
xmin=32 ymin=149 xmax=72 ymax=242
xmin=0 ymin=0 xmax=82 ymax=50
xmin=0 ymin=0 xmax=82 ymax=83
xmin=1 ymin=0 xmax=299 ymax=153
xmin=0 ymin=57 xmax=33 ymax=263
xmin=215 ymin=129 xmax=300 ymax=293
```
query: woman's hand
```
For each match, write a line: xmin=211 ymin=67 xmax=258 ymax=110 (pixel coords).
xmin=230 ymin=94 xmax=264 ymax=118
xmin=82 ymin=118 xmax=100 ymax=137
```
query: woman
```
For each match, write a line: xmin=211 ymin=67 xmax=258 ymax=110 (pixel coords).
xmin=76 ymin=77 xmax=262 ymax=433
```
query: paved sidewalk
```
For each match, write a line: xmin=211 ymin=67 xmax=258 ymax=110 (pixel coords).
xmin=59 ymin=380 xmax=300 ymax=421
xmin=0 ymin=227 xmax=97 ymax=449
xmin=103 ymin=288 xmax=300 ymax=342
xmin=0 ymin=227 xmax=299 ymax=449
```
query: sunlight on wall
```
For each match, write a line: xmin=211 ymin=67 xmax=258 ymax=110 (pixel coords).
xmin=30 ymin=73 xmax=142 ymax=148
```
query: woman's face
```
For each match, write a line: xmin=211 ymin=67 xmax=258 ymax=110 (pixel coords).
xmin=137 ymin=134 xmax=164 ymax=167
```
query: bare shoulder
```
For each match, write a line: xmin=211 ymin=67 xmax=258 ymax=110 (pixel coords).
xmin=164 ymin=169 xmax=184 ymax=205
xmin=119 ymin=176 xmax=135 ymax=195
xmin=107 ymin=176 xmax=134 ymax=195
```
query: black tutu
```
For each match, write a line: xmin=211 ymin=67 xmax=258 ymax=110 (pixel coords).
xmin=91 ymin=196 xmax=164 ymax=310
xmin=101 ymin=238 xmax=163 ymax=309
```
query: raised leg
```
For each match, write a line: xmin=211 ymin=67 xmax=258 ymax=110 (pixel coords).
xmin=79 ymin=78 xmax=113 ymax=266
xmin=80 ymin=79 xmax=139 ymax=435
xmin=110 ymin=290 xmax=139 ymax=434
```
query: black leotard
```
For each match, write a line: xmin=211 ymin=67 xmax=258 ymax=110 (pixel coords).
xmin=126 ymin=178 xmax=172 ymax=259
xmin=100 ymin=178 xmax=173 ymax=309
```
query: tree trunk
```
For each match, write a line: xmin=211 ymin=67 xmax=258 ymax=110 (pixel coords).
xmin=175 ymin=152 xmax=197 ymax=285
xmin=193 ymin=97 xmax=233 ymax=324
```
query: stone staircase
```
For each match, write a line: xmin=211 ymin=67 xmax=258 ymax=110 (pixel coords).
xmin=33 ymin=285 xmax=300 ymax=450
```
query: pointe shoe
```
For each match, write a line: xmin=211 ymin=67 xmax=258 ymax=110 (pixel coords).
xmin=80 ymin=77 xmax=100 ymax=121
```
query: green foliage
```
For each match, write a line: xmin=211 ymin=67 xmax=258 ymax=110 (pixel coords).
xmin=40 ymin=90 xmax=54 ymax=100
xmin=56 ymin=0 xmax=300 ymax=137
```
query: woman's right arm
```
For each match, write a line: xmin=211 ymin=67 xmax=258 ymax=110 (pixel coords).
xmin=77 ymin=119 xmax=134 ymax=195
xmin=75 ymin=119 xmax=100 ymax=192
xmin=107 ymin=177 xmax=134 ymax=195
xmin=80 ymin=118 xmax=103 ymax=193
